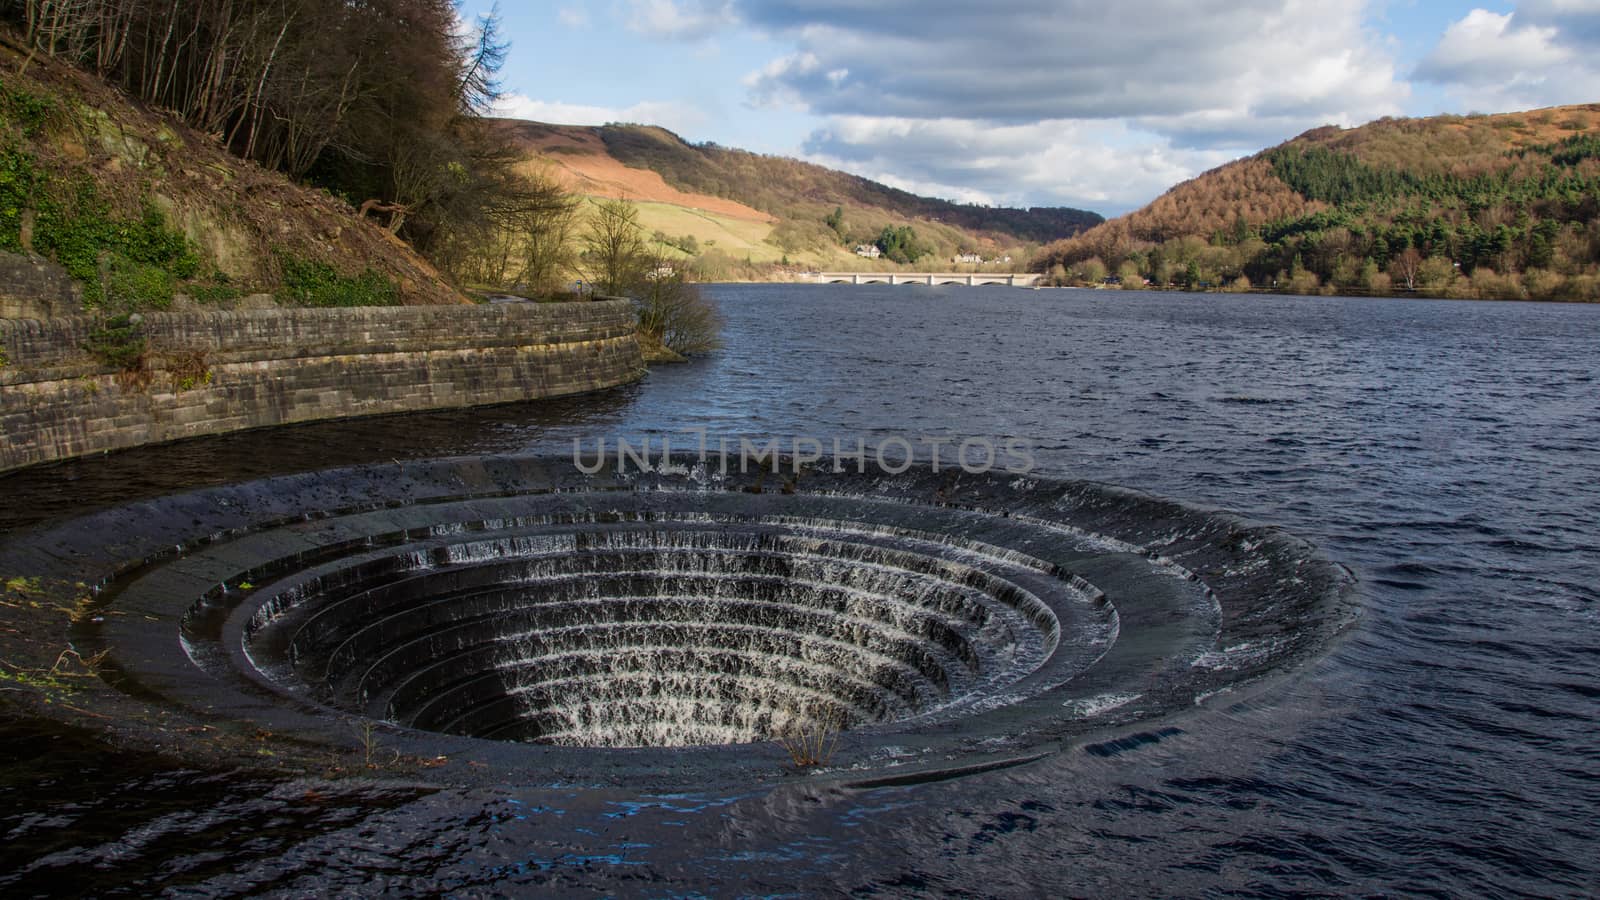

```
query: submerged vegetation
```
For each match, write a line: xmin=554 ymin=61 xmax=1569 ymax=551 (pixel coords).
xmin=1035 ymin=107 xmax=1600 ymax=300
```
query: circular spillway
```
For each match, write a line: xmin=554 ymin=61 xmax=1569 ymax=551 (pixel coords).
xmin=240 ymin=517 xmax=1080 ymax=748
xmin=0 ymin=456 xmax=1356 ymax=787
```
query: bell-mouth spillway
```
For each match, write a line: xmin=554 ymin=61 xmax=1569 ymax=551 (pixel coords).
xmin=239 ymin=517 xmax=1082 ymax=748
xmin=0 ymin=456 xmax=1357 ymax=789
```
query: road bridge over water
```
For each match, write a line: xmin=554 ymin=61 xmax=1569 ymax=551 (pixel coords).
xmin=807 ymin=272 xmax=1042 ymax=287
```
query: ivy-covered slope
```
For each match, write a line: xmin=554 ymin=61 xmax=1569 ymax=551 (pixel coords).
xmin=0 ymin=36 xmax=464 ymax=315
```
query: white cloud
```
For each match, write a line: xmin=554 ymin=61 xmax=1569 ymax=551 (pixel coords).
xmin=724 ymin=1 xmax=1407 ymax=212
xmin=739 ymin=0 xmax=1408 ymax=149
xmin=495 ymin=1 xmax=1600 ymax=215
xmin=1415 ymin=3 xmax=1600 ymax=111
xmin=557 ymin=7 xmax=589 ymax=28
xmin=495 ymin=94 xmax=709 ymax=134
xmin=742 ymin=51 xmax=824 ymax=108
xmin=621 ymin=0 xmax=737 ymax=40
xmin=802 ymin=116 xmax=1237 ymax=214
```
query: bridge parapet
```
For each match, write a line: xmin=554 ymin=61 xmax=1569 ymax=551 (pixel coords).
xmin=810 ymin=272 xmax=1041 ymax=287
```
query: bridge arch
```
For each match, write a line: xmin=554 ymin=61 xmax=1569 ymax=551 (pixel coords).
xmin=810 ymin=272 xmax=1040 ymax=287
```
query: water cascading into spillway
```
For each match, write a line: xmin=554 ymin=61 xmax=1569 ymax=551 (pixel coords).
xmin=243 ymin=519 xmax=1073 ymax=748
xmin=1 ymin=456 xmax=1356 ymax=786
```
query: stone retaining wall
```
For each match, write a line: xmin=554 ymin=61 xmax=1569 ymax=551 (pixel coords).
xmin=0 ymin=252 xmax=83 ymax=320
xmin=0 ymin=302 xmax=643 ymax=472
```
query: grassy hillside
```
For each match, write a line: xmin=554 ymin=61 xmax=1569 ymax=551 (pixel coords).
xmin=1035 ymin=105 xmax=1600 ymax=300
xmin=0 ymin=35 xmax=465 ymax=314
xmin=494 ymin=119 xmax=1101 ymax=273
xmin=597 ymin=124 xmax=1102 ymax=245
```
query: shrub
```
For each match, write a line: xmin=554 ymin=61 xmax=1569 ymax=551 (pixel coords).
xmin=102 ymin=254 xmax=175 ymax=311
xmin=1417 ymin=256 xmax=1457 ymax=294
xmin=1287 ymin=268 xmax=1320 ymax=295
xmin=0 ymin=144 xmax=44 ymax=254
xmin=186 ymin=280 xmax=243 ymax=305
xmin=41 ymin=192 xmax=199 ymax=308
xmin=0 ymin=145 xmax=198 ymax=310
xmin=163 ymin=349 xmax=212 ymax=391
xmin=633 ymin=269 xmax=722 ymax=356
xmin=1522 ymin=268 xmax=1565 ymax=301
xmin=121 ymin=205 xmax=200 ymax=278
xmin=0 ymin=83 xmax=55 ymax=137
xmin=83 ymin=313 xmax=146 ymax=371
xmin=1564 ymin=274 xmax=1600 ymax=301
xmin=1469 ymin=267 xmax=1525 ymax=300
xmin=275 ymin=253 xmax=398 ymax=307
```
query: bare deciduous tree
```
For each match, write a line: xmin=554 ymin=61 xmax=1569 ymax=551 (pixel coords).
xmin=1389 ymin=247 xmax=1422 ymax=291
xmin=582 ymin=199 xmax=647 ymax=296
xmin=5 ymin=0 xmax=524 ymax=277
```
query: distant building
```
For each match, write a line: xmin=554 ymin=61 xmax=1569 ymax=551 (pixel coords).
xmin=855 ymin=244 xmax=881 ymax=259
xmin=954 ymin=253 xmax=983 ymax=264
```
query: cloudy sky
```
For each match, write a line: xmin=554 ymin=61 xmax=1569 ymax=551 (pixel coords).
xmin=473 ymin=1 xmax=1600 ymax=215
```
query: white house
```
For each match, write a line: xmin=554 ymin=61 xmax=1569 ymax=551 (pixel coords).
xmin=854 ymin=244 xmax=881 ymax=259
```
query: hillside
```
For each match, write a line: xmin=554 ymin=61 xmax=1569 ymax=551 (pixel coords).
xmin=499 ymin=121 xmax=774 ymax=223
xmin=1035 ymin=104 xmax=1600 ymax=300
xmin=492 ymin=119 xmax=1102 ymax=271
xmin=596 ymin=124 xmax=1102 ymax=244
xmin=0 ymin=32 xmax=465 ymax=315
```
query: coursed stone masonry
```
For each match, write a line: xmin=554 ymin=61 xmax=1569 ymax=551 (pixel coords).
xmin=0 ymin=301 xmax=643 ymax=471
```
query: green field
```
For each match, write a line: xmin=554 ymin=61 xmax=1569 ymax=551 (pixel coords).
xmin=579 ymin=196 xmax=855 ymax=268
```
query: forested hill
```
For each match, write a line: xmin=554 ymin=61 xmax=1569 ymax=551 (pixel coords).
xmin=595 ymin=124 xmax=1102 ymax=245
xmin=0 ymin=24 xmax=466 ymax=309
xmin=1034 ymin=104 xmax=1600 ymax=300
xmin=0 ymin=2 xmax=569 ymax=309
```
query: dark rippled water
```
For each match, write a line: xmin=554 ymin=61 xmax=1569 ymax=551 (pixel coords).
xmin=2 ymin=285 xmax=1597 ymax=896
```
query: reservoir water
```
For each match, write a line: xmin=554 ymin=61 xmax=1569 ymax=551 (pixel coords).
xmin=1 ymin=284 xmax=1596 ymax=896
